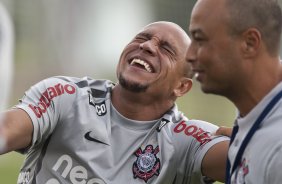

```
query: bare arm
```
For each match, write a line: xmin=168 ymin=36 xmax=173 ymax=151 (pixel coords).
xmin=215 ymin=126 xmax=233 ymax=137
xmin=201 ymin=126 xmax=233 ymax=181
xmin=201 ymin=140 xmax=229 ymax=182
xmin=0 ymin=108 xmax=33 ymax=154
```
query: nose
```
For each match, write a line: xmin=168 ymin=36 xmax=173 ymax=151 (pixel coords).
xmin=139 ymin=40 xmax=157 ymax=56
xmin=186 ymin=43 xmax=197 ymax=64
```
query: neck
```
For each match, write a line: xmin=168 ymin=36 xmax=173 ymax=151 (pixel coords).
xmin=111 ymin=85 xmax=174 ymax=121
xmin=230 ymin=58 xmax=282 ymax=117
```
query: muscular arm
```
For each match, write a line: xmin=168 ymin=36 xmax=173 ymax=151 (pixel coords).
xmin=201 ymin=140 xmax=229 ymax=182
xmin=215 ymin=126 xmax=233 ymax=137
xmin=0 ymin=108 xmax=33 ymax=154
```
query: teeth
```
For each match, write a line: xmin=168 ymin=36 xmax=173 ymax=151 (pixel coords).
xmin=130 ymin=58 xmax=152 ymax=73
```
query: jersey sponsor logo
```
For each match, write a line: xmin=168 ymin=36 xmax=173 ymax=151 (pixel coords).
xmin=132 ymin=145 xmax=161 ymax=183
xmin=88 ymin=94 xmax=107 ymax=116
xmin=173 ymin=120 xmax=212 ymax=145
xmin=48 ymin=154 xmax=106 ymax=184
xmin=29 ymin=83 xmax=76 ymax=118
xmin=234 ymin=158 xmax=249 ymax=184
xmin=17 ymin=169 xmax=31 ymax=184
xmin=84 ymin=131 xmax=109 ymax=145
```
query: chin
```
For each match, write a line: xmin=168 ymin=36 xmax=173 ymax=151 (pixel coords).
xmin=201 ymin=84 xmax=227 ymax=97
xmin=119 ymin=74 xmax=148 ymax=93
xmin=200 ymin=83 xmax=216 ymax=94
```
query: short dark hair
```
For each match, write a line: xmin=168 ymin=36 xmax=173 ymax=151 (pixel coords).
xmin=226 ymin=0 xmax=282 ymax=56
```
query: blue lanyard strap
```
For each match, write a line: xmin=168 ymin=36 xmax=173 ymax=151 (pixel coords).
xmin=225 ymin=125 xmax=238 ymax=183
xmin=225 ymin=89 xmax=282 ymax=184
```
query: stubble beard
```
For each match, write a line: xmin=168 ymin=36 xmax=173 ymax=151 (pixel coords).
xmin=118 ymin=74 xmax=148 ymax=93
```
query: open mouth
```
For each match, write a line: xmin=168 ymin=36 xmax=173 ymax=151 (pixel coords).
xmin=130 ymin=58 xmax=154 ymax=73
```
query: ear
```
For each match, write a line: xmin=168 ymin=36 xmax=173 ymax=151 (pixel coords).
xmin=173 ymin=77 xmax=193 ymax=97
xmin=241 ymin=28 xmax=261 ymax=58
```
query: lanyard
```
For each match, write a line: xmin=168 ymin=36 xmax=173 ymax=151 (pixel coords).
xmin=225 ymin=89 xmax=282 ymax=184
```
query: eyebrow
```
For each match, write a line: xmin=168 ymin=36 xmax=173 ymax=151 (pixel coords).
xmin=137 ymin=32 xmax=177 ymax=54
xmin=136 ymin=32 xmax=151 ymax=39
xmin=189 ymin=28 xmax=204 ymax=37
xmin=160 ymin=40 xmax=177 ymax=53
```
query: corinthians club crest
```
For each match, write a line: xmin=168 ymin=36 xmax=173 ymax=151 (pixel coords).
xmin=132 ymin=145 xmax=161 ymax=183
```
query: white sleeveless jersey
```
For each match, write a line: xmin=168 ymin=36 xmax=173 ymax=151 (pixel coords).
xmin=15 ymin=76 xmax=228 ymax=184
xmin=228 ymin=82 xmax=282 ymax=184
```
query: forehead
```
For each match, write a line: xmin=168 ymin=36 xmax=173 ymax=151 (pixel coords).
xmin=139 ymin=22 xmax=189 ymax=48
xmin=190 ymin=0 xmax=228 ymax=33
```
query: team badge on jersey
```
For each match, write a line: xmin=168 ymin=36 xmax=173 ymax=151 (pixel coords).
xmin=88 ymin=93 xmax=107 ymax=116
xmin=235 ymin=158 xmax=249 ymax=184
xmin=156 ymin=118 xmax=170 ymax=132
xmin=132 ymin=145 xmax=161 ymax=183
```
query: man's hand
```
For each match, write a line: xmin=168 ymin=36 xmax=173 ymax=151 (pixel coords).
xmin=215 ymin=126 xmax=233 ymax=137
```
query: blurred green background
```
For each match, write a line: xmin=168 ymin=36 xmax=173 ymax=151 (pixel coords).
xmin=0 ymin=0 xmax=249 ymax=183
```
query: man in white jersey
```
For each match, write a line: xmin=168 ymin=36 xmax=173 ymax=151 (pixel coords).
xmin=0 ymin=21 xmax=229 ymax=184
xmin=187 ymin=0 xmax=282 ymax=183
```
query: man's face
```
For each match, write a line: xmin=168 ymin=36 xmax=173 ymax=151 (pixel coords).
xmin=187 ymin=0 xmax=243 ymax=96
xmin=117 ymin=22 xmax=190 ymax=97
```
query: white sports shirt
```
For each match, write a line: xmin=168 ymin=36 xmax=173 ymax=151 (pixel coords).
xmin=228 ymin=82 xmax=282 ymax=184
xmin=15 ymin=76 xmax=228 ymax=184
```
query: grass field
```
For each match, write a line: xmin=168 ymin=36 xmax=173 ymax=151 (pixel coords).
xmin=0 ymin=152 xmax=24 ymax=183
